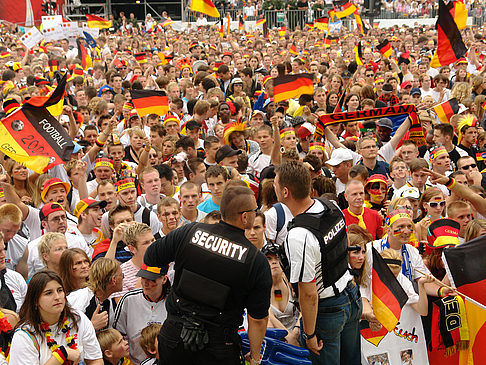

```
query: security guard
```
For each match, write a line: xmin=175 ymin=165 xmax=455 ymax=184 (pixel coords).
xmin=144 ymin=185 xmax=272 ymax=365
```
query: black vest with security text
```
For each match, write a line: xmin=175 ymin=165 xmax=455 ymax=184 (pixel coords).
xmin=288 ymin=198 xmax=348 ymax=296
xmin=169 ymin=221 xmax=259 ymax=328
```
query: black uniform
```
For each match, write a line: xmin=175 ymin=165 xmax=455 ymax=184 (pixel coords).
xmin=144 ymin=221 xmax=272 ymax=365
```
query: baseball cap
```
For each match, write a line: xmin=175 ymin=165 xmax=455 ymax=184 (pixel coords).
xmin=186 ymin=120 xmax=201 ymax=131
xmin=72 ymin=142 xmax=83 ymax=154
xmin=376 ymin=117 xmax=393 ymax=130
xmin=326 ymin=147 xmax=354 ymax=166
xmin=137 ymin=263 xmax=168 ymax=280
xmin=341 ymin=70 xmax=352 ymax=79
xmin=400 ymin=81 xmax=412 ymax=89
xmin=251 ymin=110 xmax=264 ymax=119
xmin=41 ymin=178 xmax=71 ymax=203
xmin=74 ymin=198 xmax=107 ymax=218
xmin=39 ymin=202 xmax=65 ymax=221
xmin=129 ymin=109 xmax=139 ymax=119
xmin=410 ymin=88 xmax=421 ymax=96
xmin=400 ymin=186 xmax=420 ymax=200
xmin=215 ymin=145 xmax=242 ymax=164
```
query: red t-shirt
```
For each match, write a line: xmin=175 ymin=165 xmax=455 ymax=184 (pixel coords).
xmin=343 ymin=207 xmax=384 ymax=240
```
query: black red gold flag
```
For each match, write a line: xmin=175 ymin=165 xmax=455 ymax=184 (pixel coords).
xmin=130 ymin=89 xmax=169 ymax=117
xmin=360 ymin=320 xmax=389 ymax=346
xmin=432 ymin=98 xmax=459 ymax=124
xmin=371 ymin=247 xmax=408 ymax=332
xmin=377 ymin=39 xmax=393 ymax=58
xmin=289 ymin=43 xmax=299 ymax=56
xmin=273 ymin=74 xmax=314 ymax=103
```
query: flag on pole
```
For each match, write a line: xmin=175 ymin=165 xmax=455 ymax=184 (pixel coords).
xmin=377 ymin=39 xmax=393 ymax=58
xmin=446 ymin=0 xmax=468 ymax=30
xmin=85 ymin=14 xmax=112 ymax=29
xmin=315 ymin=17 xmax=329 ymax=31
xmin=354 ymin=11 xmax=365 ymax=35
xmin=289 ymin=43 xmax=299 ymax=55
xmin=371 ymin=247 xmax=408 ymax=332
xmin=256 ymin=17 xmax=266 ymax=26
xmin=329 ymin=2 xmax=357 ymax=19
xmin=273 ymin=74 xmax=314 ymax=103
xmin=238 ymin=15 xmax=244 ymax=31
xmin=432 ymin=98 xmax=459 ymax=124
xmin=130 ymin=89 xmax=169 ymax=117
xmin=430 ymin=0 xmax=467 ymax=67
xmin=78 ymin=41 xmax=93 ymax=70
xmin=190 ymin=0 xmax=220 ymax=18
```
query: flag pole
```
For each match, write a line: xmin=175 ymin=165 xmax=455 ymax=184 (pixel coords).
xmin=414 ymin=268 xmax=486 ymax=310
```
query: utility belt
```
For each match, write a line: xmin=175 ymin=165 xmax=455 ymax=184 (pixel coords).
xmin=318 ymin=280 xmax=357 ymax=303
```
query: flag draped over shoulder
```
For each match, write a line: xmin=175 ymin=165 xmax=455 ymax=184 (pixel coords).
xmin=86 ymin=14 xmax=112 ymax=29
xmin=130 ymin=89 xmax=169 ymax=117
xmin=432 ymin=98 xmax=459 ymax=123
xmin=443 ymin=235 xmax=486 ymax=364
xmin=190 ymin=0 xmax=220 ymax=18
xmin=430 ymin=0 xmax=467 ymax=67
xmin=0 ymin=74 xmax=74 ymax=173
xmin=273 ymin=74 xmax=314 ymax=103
xmin=371 ymin=247 xmax=408 ymax=332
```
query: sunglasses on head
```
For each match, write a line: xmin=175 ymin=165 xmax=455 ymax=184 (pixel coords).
xmin=426 ymin=201 xmax=445 ymax=208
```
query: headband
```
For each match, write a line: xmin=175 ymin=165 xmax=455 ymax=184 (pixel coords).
xmin=309 ymin=142 xmax=325 ymax=151
xmin=94 ymin=158 xmax=114 ymax=170
xmin=115 ymin=178 xmax=135 ymax=192
xmin=383 ymin=258 xmax=402 ymax=266
xmin=429 ymin=146 xmax=447 ymax=162
xmin=280 ymin=128 xmax=295 ymax=139
xmin=385 ymin=208 xmax=411 ymax=227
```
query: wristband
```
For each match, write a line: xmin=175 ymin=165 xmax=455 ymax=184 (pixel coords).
xmin=144 ymin=146 xmax=151 ymax=152
xmin=250 ymin=353 xmax=262 ymax=364
xmin=445 ymin=177 xmax=455 ymax=189
xmin=52 ymin=347 xmax=67 ymax=364
xmin=95 ymin=138 xmax=105 ymax=148
xmin=438 ymin=286 xmax=447 ymax=298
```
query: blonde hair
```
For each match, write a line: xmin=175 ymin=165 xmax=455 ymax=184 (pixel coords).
xmin=0 ymin=204 xmax=22 ymax=225
xmin=139 ymin=323 xmax=162 ymax=357
xmin=450 ymin=82 xmax=472 ymax=104
xmin=129 ymin=126 xmax=146 ymax=139
xmin=388 ymin=197 xmax=411 ymax=215
xmin=32 ymin=174 xmax=52 ymax=208
xmin=38 ymin=232 xmax=66 ymax=266
xmin=87 ymin=258 xmax=120 ymax=293
xmin=97 ymin=328 xmax=122 ymax=354
xmin=124 ymin=222 xmax=151 ymax=247
xmin=380 ymin=248 xmax=402 ymax=272
xmin=464 ymin=219 xmax=486 ymax=242
xmin=88 ymin=97 xmax=108 ymax=116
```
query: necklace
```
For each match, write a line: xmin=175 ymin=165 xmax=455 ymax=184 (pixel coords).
xmin=40 ymin=317 xmax=77 ymax=363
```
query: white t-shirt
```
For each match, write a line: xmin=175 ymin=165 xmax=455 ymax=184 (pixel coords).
xmin=5 ymin=234 xmax=28 ymax=271
xmin=101 ymin=204 xmax=162 ymax=237
xmin=67 ymin=287 xmax=116 ymax=329
xmin=86 ymin=179 xmax=99 ymax=195
xmin=264 ymin=203 xmax=294 ymax=246
xmin=247 ymin=152 xmax=271 ymax=178
xmin=284 ymin=199 xmax=352 ymax=299
xmin=113 ymin=288 xmax=168 ymax=363
xmin=4 ymin=269 xmax=27 ymax=311
xmin=27 ymin=232 xmax=91 ymax=278
xmin=9 ymin=309 xmax=102 ymax=365
xmin=25 ymin=206 xmax=78 ymax=242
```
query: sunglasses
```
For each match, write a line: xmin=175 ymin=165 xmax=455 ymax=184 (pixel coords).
xmin=238 ymin=207 xmax=258 ymax=214
xmin=426 ymin=201 xmax=446 ymax=208
xmin=461 ymin=163 xmax=477 ymax=170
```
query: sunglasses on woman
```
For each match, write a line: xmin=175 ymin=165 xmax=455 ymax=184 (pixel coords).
xmin=426 ymin=201 xmax=445 ymax=208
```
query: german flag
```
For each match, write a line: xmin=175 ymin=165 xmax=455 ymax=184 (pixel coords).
xmin=190 ymin=0 xmax=220 ymax=18
xmin=354 ymin=11 xmax=365 ymax=35
xmin=477 ymin=151 xmax=486 ymax=161
xmin=427 ymin=218 xmax=460 ymax=249
xmin=443 ymin=235 xmax=486 ymax=363
xmin=289 ymin=43 xmax=299 ymax=56
xmin=0 ymin=75 xmax=73 ymax=174
xmin=330 ymin=2 xmax=357 ymax=19
xmin=305 ymin=21 xmax=314 ymax=29
xmin=220 ymin=18 xmax=224 ymax=38
xmin=315 ymin=17 xmax=329 ymax=31
xmin=238 ymin=15 xmax=244 ymax=31
xmin=256 ymin=17 xmax=266 ymax=26
xmin=278 ymin=26 xmax=287 ymax=37
xmin=78 ymin=41 xmax=93 ymax=70
xmin=360 ymin=320 xmax=389 ymax=346
xmin=85 ymin=14 xmax=112 ymax=29
xmin=371 ymin=247 xmax=408 ymax=332
xmin=48 ymin=59 xmax=59 ymax=78
xmin=377 ymin=39 xmax=393 ymax=58
xmin=135 ymin=52 xmax=147 ymax=64
xmin=324 ymin=38 xmax=332 ymax=48
xmin=430 ymin=0 xmax=467 ymax=68
xmin=157 ymin=53 xmax=168 ymax=65
xmin=354 ymin=42 xmax=363 ymax=66
xmin=273 ymin=74 xmax=314 ymax=103
xmin=446 ymin=0 xmax=467 ymax=29
xmin=25 ymin=73 xmax=67 ymax=117
xmin=161 ymin=18 xmax=175 ymax=27
xmin=130 ymin=89 xmax=169 ymax=117
xmin=432 ymin=98 xmax=459 ymax=124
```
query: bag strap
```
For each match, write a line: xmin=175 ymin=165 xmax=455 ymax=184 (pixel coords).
xmin=15 ymin=328 xmax=40 ymax=356
xmin=273 ymin=203 xmax=285 ymax=237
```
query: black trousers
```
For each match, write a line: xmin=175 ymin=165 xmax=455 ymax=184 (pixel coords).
xmin=157 ymin=318 xmax=242 ymax=365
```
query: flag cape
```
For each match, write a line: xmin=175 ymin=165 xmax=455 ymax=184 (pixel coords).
xmin=315 ymin=17 xmax=329 ymax=31
xmin=86 ymin=14 xmax=112 ymax=29
xmin=190 ymin=0 xmax=220 ymax=18
xmin=130 ymin=89 xmax=169 ymax=117
xmin=446 ymin=0 xmax=467 ymax=30
xmin=443 ymin=235 xmax=486 ymax=364
xmin=0 ymin=75 xmax=73 ymax=174
xmin=371 ymin=247 xmax=408 ymax=332
xmin=430 ymin=0 xmax=467 ymax=67
xmin=273 ymin=74 xmax=314 ymax=103
xmin=377 ymin=40 xmax=393 ymax=58
xmin=432 ymin=98 xmax=459 ymax=124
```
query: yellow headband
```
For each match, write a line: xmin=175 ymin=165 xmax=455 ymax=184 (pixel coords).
xmin=429 ymin=147 xmax=447 ymax=162
xmin=385 ymin=209 xmax=411 ymax=227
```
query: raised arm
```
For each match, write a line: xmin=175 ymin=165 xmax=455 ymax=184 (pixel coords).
xmin=387 ymin=116 xmax=411 ymax=150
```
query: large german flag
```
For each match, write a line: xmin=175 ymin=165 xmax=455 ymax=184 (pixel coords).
xmin=190 ymin=0 xmax=220 ymax=18
xmin=371 ymin=247 xmax=408 ymax=332
xmin=354 ymin=11 xmax=365 ymax=35
xmin=130 ymin=89 xmax=169 ymax=117
xmin=446 ymin=0 xmax=467 ymax=30
xmin=78 ymin=41 xmax=93 ymax=70
xmin=444 ymin=235 xmax=486 ymax=364
xmin=329 ymin=2 xmax=357 ymax=19
xmin=430 ymin=0 xmax=467 ymax=68
xmin=432 ymin=98 xmax=459 ymax=124
xmin=377 ymin=39 xmax=393 ymax=58
xmin=24 ymin=73 xmax=67 ymax=117
xmin=273 ymin=74 xmax=314 ymax=103
xmin=85 ymin=14 xmax=112 ymax=29
xmin=0 ymin=75 xmax=74 ymax=173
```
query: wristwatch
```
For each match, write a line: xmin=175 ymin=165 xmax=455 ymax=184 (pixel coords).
xmin=302 ymin=330 xmax=316 ymax=341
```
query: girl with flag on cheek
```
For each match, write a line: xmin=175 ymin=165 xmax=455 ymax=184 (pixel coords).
xmin=364 ymin=174 xmax=389 ymax=216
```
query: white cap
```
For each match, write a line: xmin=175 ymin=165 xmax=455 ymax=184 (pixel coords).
xmin=326 ymin=147 xmax=354 ymax=166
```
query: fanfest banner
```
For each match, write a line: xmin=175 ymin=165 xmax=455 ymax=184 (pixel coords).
xmin=316 ymin=104 xmax=426 ymax=146
xmin=361 ymin=304 xmax=429 ymax=365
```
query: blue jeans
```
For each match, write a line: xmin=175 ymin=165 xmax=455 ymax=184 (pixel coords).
xmin=305 ymin=281 xmax=363 ymax=365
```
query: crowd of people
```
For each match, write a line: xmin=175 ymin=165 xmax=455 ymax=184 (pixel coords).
xmin=0 ymin=9 xmax=485 ymax=364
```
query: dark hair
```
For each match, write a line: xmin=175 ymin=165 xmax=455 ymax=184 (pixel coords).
xmin=433 ymin=122 xmax=454 ymax=139
xmin=204 ymin=136 xmax=220 ymax=149
xmin=175 ymin=136 xmax=195 ymax=150
xmin=154 ymin=163 xmax=174 ymax=181
xmin=17 ymin=271 xmax=79 ymax=337
xmin=59 ymin=248 xmax=90 ymax=295
xmin=205 ymin=165 xmax=229 ymax=180
xmin=220 ymin=186 xmax=255 ymax=222
xmin=183 ymin=158 xmax=204 ymax=179
xmin=108 ymin=205 xmax=133 ymax=227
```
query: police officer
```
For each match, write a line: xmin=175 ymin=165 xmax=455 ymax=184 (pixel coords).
xmin=144 ymin=185 xmax=272 ymax=365
xmin=274 ymin=161 xmax=362 ymax=365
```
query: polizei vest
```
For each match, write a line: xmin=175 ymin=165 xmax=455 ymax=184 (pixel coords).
xmin=287 ymin=198 xmax=348 ymax=296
